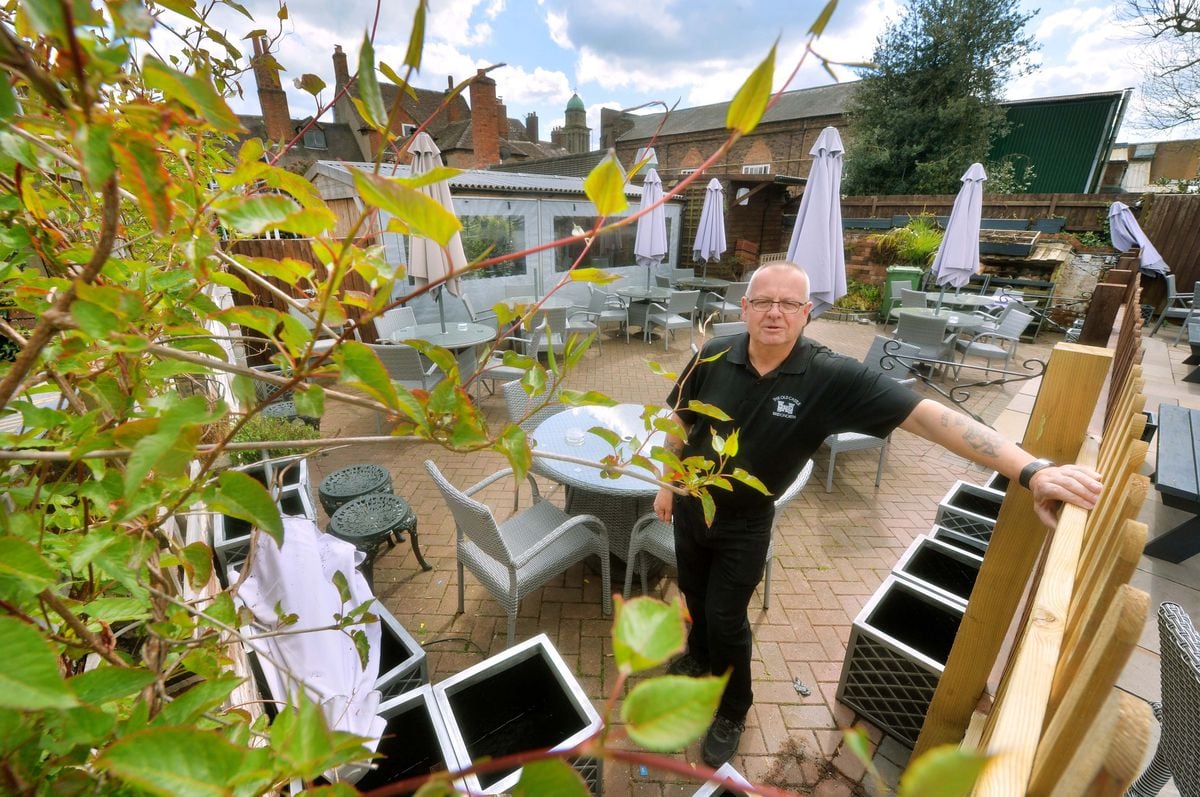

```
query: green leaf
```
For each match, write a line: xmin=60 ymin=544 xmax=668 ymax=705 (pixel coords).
xmin=513 ymin=758 xmax=588 ymax=797
xmin=270 ymin=694 xmax=375 ymax=781
xmin=215 ymin=194 xmax=301 ymax=236
xmin=569 ymin=267 xmax=618 ymax=284
xmin=621 ymin=674 xmax=726 ymax=752
xmin=97 ymin=726 xmax=250 ymax=797
xmin=112 ymin=133 xmax=172 ymax=234
xmin=20 ymin=0 xmax=66 ymax=38
xmin=587 ymin=426 xmax=620 ymax=448
xmin=729 ymin=468 xmax=769 ymax=495
xmin=356 ymin=34 xmax=386 ymax=131
xmin=143 ymin=57 xmax=243 ymax=133
xmin=723 ymin=429 xmax=739 ymax=458
xmin=293 ymin=384 xmax=324 ymax=419
xmin=559 ymin=389 xmax=618 ymax=408
xmin=70 ymin=667 xmax=156 ymax=705
xmin=153 ymin=678 xmax=241 ymax=727
xmin=0 ymin=538 xmax=57 ymax=598
xmin=898 ymin=744 xmax=989 ymax=797
xmin=726 ymin=44 xmax=776 ymax=135
xmin=335 ymin=340 xmax=400 ymax=410
xmin=700 ymin=492 xmax=715 ymax=526
xmin=352 ymin=170 xmax=462 ymax=247
xmin=209 ymin=471 xmax=284 ymax=546
xmin=81 ymin=597 xmax=151 ymax=622
xmin=294 ymin=73 xmax=326 ymax=95
xmin=0 ymin=78 xmax=14 ymax=121
xmin=179 ymin=541 xmax=214 ymax=589
xmin=687 ymin=400 xmax=732 ymax=422
xmin=0 ymin=616 xmax=78 ymax=710
xmin=808 ymin=0 xmax=839 ymax=36
xmin=405 ymin=0 xmax=428 ymax=69
xmin=331 ymin=569 xmax=351 ymax=605
xmin=612 ymin=597 xmax=687 ymax=674
xmin=583 ymin=153 xmax=629 ymax=216
xmin=496 ymin=424 xmax=532 ymax=482
xmin=77 ymin=123 xmax=115 ymax=188
xmin=843 ymin=726 xmax=872 ymax=768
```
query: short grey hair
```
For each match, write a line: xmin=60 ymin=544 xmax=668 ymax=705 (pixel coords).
xmin=746 ymin=261 xmax=810 ymax=300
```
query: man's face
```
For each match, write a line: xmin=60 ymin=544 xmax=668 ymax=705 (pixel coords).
xmin=741 ymin=268 xmax=812 ymax=348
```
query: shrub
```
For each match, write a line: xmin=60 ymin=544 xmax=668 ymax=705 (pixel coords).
xmin=871 ymin=214 xmax=944 ymax=268
xmin=228 ymin=414 xmax=323 ymax=467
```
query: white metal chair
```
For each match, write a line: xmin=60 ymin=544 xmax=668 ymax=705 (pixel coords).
xmin=645 ymin=290 xmax=700 ymax=351
xmin=502 ymin=377 xmax=563 ymax=433
xmin=425 ymin=460 xmax=611 ymax=647
xmin=953 ymin=309 xmax=1034 ymax=378
xmin=622 ymin=460 xmax=814 ymax=612
xmin=821 ymin=337 xmax=920 ymax=493
xmin=372 ymin=306 xmax=416 ymax=341
xmin=701 ymin=281 xmax=748 ymax=324
xmin=1127 ymin=602 xmax=1200 ymax=797
xmin=1150 ymin=275 xmax=1194 ymax=338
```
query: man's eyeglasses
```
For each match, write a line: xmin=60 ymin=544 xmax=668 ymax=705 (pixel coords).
xmin=746 ymin=298 xmax=809 ymax=314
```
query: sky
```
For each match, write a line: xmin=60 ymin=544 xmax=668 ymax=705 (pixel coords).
xmin=180 ymin=0 xmax=1195 ymax=149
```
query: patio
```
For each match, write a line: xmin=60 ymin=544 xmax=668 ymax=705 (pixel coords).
xmin=307 ymin=316 xmax=1199 ymax=795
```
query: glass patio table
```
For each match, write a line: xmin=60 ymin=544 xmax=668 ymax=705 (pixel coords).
xmin=895 ymin=307 xmax=986 ymax=333
xmin=616 ymin=287 xmax=671 ymax=332
xmin=530 ymin=404 xmax=666 ymax=562
xmin=675 ymin=276 xmax=730 ymax=291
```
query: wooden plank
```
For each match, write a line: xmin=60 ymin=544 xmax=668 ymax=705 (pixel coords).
xmin=972 ymin=439 xmax=1098 ymax=797
xmin=1155 ymin=405 xmax=1200 ymax=503
xmin=1079 ymin=283 xmax=1127 ymax=346
xmin=1028 ymin=584 xmax=1148 ymax=795
xmin=1083 ymin=691 xmax=1154 ymax=797
xmin=914 ymin=344 xmax=1114 ymax=757
xmin=1041 ymin=688 xmax=1120 ymax=797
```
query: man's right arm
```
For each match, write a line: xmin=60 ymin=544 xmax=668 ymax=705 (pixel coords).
xmin=653 ymin=411 xmax=688 ymax=523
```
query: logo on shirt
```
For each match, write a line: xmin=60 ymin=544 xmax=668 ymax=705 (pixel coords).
xmin=773 ymin=394 xmax=800 ymax=419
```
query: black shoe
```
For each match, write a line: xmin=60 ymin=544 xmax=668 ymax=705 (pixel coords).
xmin=701 ymin=714 xmax=746 ymax=767
xmin=666 ymin=652 xmax=709 ymax=677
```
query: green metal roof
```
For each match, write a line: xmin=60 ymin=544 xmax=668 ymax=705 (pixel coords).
xmin=566 ymin=93 xmax=585 ymax=111
xmin=988 ymin=91 xmax=1128 ymax=193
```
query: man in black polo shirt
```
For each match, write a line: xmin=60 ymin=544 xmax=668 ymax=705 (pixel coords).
xmin=653 ymin=261 xmax=1103 ymax=767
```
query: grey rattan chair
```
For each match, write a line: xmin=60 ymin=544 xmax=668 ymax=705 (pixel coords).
xmin=622 ymin=460 xmax=814 ymax=612
xmin=1150 ymin=275 xmax=1194 ymax=338
xmin=475 ymin=320 xmax=545 ymax=398
xmin=821 ymin=337 xmax=920 ymax=493
xmin=645 ymin=290 xmax=700 ymax=351
xmin=366 ymin=342 xmax=443 ymax=431
xmin=895 ymin=312 xmax=956 ymax=375
xmin=567 ymin=285 xmax=629 ymax=350
xmin=424 ymin=460 xmax=611 ymax=647
xmin=1127 ymin=602 xmax=1200 ymax=797
xmin=953 ymin=309 xmax=1033 ymax=378
xmin=373 ymin=306 xmax=416 ymax=341
xmin=462 ymin=293 xmax=499 ymax=332
xmin=502 ymin=377 xmax=563 ymax=433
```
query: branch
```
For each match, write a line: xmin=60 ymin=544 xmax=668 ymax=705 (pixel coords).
xmin=39 ymin=589 xmax=128 ymax=669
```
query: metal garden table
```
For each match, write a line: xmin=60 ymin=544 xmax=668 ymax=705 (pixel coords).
xmin=328 ymin=493 xmax=429 ymax=582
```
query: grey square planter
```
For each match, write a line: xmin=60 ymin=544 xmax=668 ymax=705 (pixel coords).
xmin=983 ymin=470 xmax=1009 ymax=494
xmin=433 ymin=633 xmax=602 ymax=795
xmin=374 ymin=603 xmax=428 ymax=699
xmin=837 ymin=576 xmax=965 ymax=747
xmin=893 ymin=534 xmax=983 ymax=608
xmin=933 ymin=480 xmax=1004 ymax=547
xmin=351 ymin=685 xmax=460 ymax=794
xmin=692 ymin=762 xmax=753 ymax=795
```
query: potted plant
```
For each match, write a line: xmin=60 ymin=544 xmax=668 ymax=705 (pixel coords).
xmin=831 ymin=279 xmax=883 ymax=321
xmin=871 ymin=213 xmax=944 ymax=271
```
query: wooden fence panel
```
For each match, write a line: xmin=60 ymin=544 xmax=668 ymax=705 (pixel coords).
xmin=1141 ymin=194 xmax=1200 ymax=300
xmin=840 ymin=192 xmax=1142 ymax=230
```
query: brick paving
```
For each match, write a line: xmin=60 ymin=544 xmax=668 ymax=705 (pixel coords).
xmin=310 ymin=316 xmax=1063 ymax=795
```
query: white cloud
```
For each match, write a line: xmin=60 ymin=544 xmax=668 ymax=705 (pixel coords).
xmin=492 ymin=64 xmax=572 ymax=109
xmin=545 ymin=9 xmax=572 ymax=49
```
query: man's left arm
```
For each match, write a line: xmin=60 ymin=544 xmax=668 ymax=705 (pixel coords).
xmin=899 ymin=398 xmax=1103 ymax=528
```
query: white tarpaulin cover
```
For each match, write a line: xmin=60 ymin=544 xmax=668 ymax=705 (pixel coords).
xmin=1109 ymin=201 xmax=1169 ymax=277
xmin=235 ymin=516 xmax=385 ymax=784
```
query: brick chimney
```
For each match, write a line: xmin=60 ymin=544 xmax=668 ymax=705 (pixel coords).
xmin=496 ymin=97 xmax=508 ymax=140
xmin=332 ymin=45 xmax=351 ymax=124
xmin=468 ymin=69 xmax=500 ymax=167
xmin=445 ymin=75 xmax=464 ymax=124
xmin=525 ymin=112 xmax=539 ymax=143
xmin=251 ymin=37 xmax=291 ymax=142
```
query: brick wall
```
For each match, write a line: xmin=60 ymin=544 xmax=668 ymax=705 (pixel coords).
xmin=468 ymin=70 xmax=500 ymax=168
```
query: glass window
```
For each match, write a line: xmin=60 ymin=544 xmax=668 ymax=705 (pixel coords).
xmin=302 ymin=128 xmax=327 ymax=149
xmin=742 ymin=163 xmax=770 ymax=175
xmin=402 ymin=123 xmax=417 ymax=137
xmin=552 ymin=215 xmax=674 ymax=272
xmin=459 ymin=214 xmax=528 ymax=279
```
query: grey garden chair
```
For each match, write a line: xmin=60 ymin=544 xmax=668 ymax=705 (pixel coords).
xmin=372 ymin=306 xmax=416 ymax=341
xmin=1170 ymin=280 xmax=1200 ymax=345
xmin=899 ymin=288 xmax=930 ymax=311
xmin=700 ymin=281 xmax=748 ymax=324
xmin=1150 ymin=275 xmax=1194 ymax=338
xmin=365 ymin=341 xmax=444 ymax=431
xmin=474 ymin=320 xmax=545 ymax=398
xmin=711 ymin=321 xmax=746 ymax=339
xmin=531 ymin=306 xmax=567 ymax=357
xmin=953 ymin=309 xmax=1034 ymax=378
xmin=462 ymin=293 xmax=499 ymax=332
xmin=820 ymin=337 xmax=920 ymax=493
xmin=654 ymin=273 xmax=672 ymax=289
xmin=622 ymin=460 xmax=814 ymax=612
xmin=882 ymin=280 xmax=910 ymax=328
xmin=1126 ymin=602 xmax=1200 ymax=797
xmin=424 ymin=460 xmax=611 ymax=647
xmin=671 ymin=267 xmax=696 ymax=285
xmin=504 ymin=282 xmax=536 ymax=298
xmin=894 ymin=312 xmax=956 ymax=374
xmin=567 ymin=285 xmax=628 ymax=351
xmin=645 ymin=289 xmax=700 ymax=351
xmin=502 ymin=377 xmax=564 ymax=433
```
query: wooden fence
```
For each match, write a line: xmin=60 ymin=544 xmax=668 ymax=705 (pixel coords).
xmin=840 ymin=193 xmax=1142 ymax=230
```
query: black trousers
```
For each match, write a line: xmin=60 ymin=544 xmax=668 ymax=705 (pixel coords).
xmin=673 ymin=496 xmax=773 ymax=722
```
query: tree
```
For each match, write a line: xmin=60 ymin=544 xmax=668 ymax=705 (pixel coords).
xmin=1122 ymin=0 xmax=1200 ymax=131
xmin=842 ymin=0 xmax=1039 ymax=195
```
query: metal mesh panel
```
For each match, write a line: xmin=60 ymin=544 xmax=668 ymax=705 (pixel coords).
xmin=933 ymin=505 xmax=995 ymax=543
xmin=570 ymin=756 xmax=603 ymax=796
xmin=837 ymin=627 xmax=942 ymax=747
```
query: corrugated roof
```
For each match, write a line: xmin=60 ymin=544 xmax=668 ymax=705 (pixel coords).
xmin=488 ymin=151 xmax=608 ymax=179
xmin=308 ymin=160 xmax=652 ymax=198
xmin=619 ymin=82 xmax=857 ymax=141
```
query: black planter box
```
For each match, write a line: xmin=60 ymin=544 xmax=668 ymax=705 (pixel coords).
xmin=1142 ymin=410 xmax=1158 ymax=444
xmin=930 ymin=524 xmax=989 ymax=557
xmin=934 ymin=480 xmax=1004 ymax=547
xmin=374 ymin=603 xmax=428 ymax=699
xmin=984 ymin=470 xmax=1010 ymax=493
xmin=351 ymin=685 xmax=459 ymax=795
xmin=893 ymin=535 xmax=983 ymax=608
xmin=837 ymin=577 xmax=965 ymax=747
xmin=434 ymin=633 xmax=602 ymax=794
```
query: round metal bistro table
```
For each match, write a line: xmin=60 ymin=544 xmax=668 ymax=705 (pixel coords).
xmin=328 ymin=494 xmax=429 ymax=585
xmin=318 ymin=463 xmax=393 ymax=516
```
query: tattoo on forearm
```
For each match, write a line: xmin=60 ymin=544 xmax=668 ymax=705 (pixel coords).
xmin=963 ymin=424 xmax=1003 ymax=458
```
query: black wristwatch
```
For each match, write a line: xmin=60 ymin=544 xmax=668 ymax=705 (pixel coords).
xmin=1019 ymin=458 xmax=1055 ymax=489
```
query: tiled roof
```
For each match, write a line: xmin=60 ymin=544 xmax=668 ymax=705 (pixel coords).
xmin=488 ymin=151 xmax=609 ymax=179
xmin=619 ymin=82 xmax=858 ymax=140
xmin=232 ymin=115 xmax=362 ymax=164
